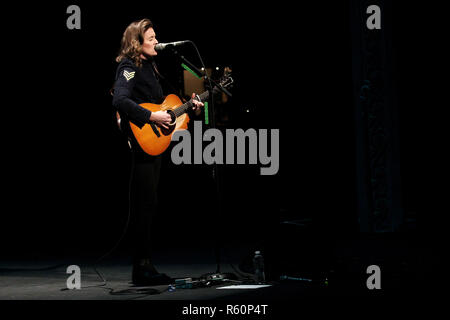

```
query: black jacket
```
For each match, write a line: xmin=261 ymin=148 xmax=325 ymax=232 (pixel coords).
xmin=112 ymin=57 xmax=164 ymax=134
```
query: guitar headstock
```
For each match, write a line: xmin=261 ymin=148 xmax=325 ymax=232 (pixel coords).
xmin=212 ymin=68 xmax=234 ymax=96
xmin=219 ymin=74 xmax=234 ymax=90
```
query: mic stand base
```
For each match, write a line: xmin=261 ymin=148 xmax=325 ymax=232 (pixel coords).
xmin=200 ymin=272 xmax=239 ymax=284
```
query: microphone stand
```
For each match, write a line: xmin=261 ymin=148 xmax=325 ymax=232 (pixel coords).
xmin=167 ymin=46 xmax=232 ymax=97
xmin=168 ymin=46 xmax=236 ymax=283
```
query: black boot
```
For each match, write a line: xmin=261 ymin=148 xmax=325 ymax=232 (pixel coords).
xmin=132 ymin=259 xmax=173 ymax=286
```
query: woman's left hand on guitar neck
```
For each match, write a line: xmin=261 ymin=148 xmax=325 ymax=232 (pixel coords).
xmin=191 ymin=92 xmax=204 ymax=116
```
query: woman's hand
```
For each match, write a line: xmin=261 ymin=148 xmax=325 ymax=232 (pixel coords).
xmin=191 ymin=93 xmax=204 ymax=115
xmin=150 ymin=110 xmax=172 ymax=129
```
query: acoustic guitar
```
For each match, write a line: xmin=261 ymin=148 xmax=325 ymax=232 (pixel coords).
xmin=128 ymin=75 xmax=233 ymax=156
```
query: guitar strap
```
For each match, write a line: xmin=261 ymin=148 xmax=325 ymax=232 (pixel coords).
xmin=150 ymin=122 xmax=161 ymax=137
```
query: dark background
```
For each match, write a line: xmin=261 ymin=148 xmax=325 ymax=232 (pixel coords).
xmin=1 ymin=1 xmax=447 ymax=285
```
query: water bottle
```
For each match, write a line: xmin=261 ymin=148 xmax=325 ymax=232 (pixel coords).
xmin=253 ymin=251 xmax=266 ymax=284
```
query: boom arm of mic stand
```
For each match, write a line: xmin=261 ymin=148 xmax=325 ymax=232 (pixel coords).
xmin=168 ymin=47 xmax=232 ymax=98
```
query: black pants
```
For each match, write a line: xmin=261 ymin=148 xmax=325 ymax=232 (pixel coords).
xmin=130 ymin=145 xmax=162 ymax=262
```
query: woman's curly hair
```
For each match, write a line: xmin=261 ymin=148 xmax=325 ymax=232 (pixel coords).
xmin=116 ymin=18 xmax=153 ymax=67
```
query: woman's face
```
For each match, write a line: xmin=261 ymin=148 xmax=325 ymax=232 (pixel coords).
xmin=141 ymin=27 xmax=158 ymax=58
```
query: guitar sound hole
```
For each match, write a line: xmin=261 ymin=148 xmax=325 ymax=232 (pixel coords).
xmin=167 ymin=110 xmax=177 ymax=124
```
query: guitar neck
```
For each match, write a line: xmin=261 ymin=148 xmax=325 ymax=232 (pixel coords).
xmin=173 ymin=91 xmax=209 ymax=117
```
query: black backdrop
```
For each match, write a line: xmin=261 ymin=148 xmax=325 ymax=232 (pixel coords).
xmin=1 ymin=1 xmax=447 ymax=263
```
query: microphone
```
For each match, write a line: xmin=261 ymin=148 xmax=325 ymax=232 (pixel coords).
xmin=154 ymin=40 xmax=190 ymax=51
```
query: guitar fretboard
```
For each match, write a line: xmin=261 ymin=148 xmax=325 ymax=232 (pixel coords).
xmin=173 ymin=91 xmax=209 ymax=117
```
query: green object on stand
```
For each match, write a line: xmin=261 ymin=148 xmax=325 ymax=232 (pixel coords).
xmin=181 ymin=63 xmax=201 ymax=79
xmin=204 ymin=101 xmax=209 ymax=125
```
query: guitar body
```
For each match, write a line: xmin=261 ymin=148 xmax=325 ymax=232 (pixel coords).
xmin=130 ymin=94 xmax=189 ymax=156
xmin=127 ymin=73 xmax=233 ymax=156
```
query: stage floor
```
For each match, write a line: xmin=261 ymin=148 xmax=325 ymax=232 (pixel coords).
xmin=0 ymin=235 xmax=443 ymax=301
xmin=0 ymin=246 xmax=312 ymax=300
